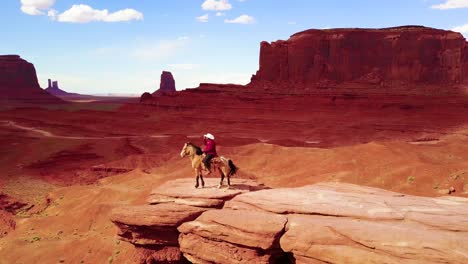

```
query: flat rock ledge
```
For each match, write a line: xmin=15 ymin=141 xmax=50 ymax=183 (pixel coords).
xmin=110 ymin=178 xmax=266 ymax=263
xmin=112 ymin=180 xmax=468 ymax=264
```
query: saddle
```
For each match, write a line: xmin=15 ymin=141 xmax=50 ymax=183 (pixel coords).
xmin=202 ymin=155 xmax=221 ymax=171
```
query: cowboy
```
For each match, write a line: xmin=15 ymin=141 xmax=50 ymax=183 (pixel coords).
xmin=202 ymin=133 xmax=217 ymax=173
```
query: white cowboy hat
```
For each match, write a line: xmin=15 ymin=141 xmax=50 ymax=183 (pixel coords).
xmin=204 ymin=133 xmax=215 ymax=140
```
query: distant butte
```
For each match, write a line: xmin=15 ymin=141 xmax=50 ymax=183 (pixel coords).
xmin=153 ymin=71 xmax=176 ymax=95
xmin=140 ymin=71 xmax=177 ymax=102
xmin=0 ymin=55 xmax=62 ymax=103
xmin=45 ymin=79 xmax=80 ymax=98
xmin=248 ymin=26 xmax=468 ymax=91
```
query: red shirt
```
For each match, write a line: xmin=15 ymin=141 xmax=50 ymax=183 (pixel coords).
xmin=203 ymin=138 xmax=217 ymax=156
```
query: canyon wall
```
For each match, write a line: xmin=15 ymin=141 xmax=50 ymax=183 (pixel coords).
xmin=249 ymin=26 xmax=468 ymax=91
xmin=0 ymin=55 xmax=61 ymax=102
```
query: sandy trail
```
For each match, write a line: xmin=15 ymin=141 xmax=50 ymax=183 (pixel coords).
xmin=1 ymin=120 xmax=322 ymax=145
xmin=1 ymin=120 xmax=172 ymax=140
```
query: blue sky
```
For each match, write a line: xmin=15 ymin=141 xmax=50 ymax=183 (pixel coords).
xmin=1 ymin=0 xmax=468 ymax=95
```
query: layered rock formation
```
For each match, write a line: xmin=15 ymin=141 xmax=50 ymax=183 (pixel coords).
xmin=464 ymin=42 xmax=468 ymax=82
xmin=0 ymin=55 xmax=61 ymax=102
xmin=154 ymin=71 xmax=176 ymax=95
xmin=45 ymin=79 xmax=79 ymax=97
xmin=110 ymin=178 xmax=266 ymax=263
xmin=140 ymin=71 xmax=176 ymax=102
xmin=112 ymin=180 xmax=468 ymax=264
xmin=224 ymin=183 xmax=468 ymax=263
xmin=249 ymin=26 xmax=468 ymax=91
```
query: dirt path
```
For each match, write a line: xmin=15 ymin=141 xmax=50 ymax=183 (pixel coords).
xmin=1 ymin=120 xmax=172 ymax=140
xmin=1 ymin=120 xmax=324 ymax=146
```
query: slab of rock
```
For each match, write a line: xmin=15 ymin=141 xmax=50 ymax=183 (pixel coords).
xmin=179 ymin=233 xmax=283 ymax=264
xmin=148 ymin=178 xmax=267 ymax=208
xmin=111 ymin=178 xmax=266 ymax=263
xmin=178 ymin=209 xmax=287 ymax=250
xmin=111 ymin=203 xmax=207 ymax=246
xmin=282 ymin=214 xmax=468 ymax=264
xmin=224 ymin=182 xmax=468 ymax=263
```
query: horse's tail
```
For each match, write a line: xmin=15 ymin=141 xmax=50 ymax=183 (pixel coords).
xmin=227 ymin=159 xmax=238 ymax=177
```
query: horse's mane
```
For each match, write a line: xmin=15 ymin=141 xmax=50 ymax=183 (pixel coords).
xmin=187 ymin=142 xmax=203 ymax=155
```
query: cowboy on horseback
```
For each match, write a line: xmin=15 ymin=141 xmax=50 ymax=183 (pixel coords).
xmin=202 ymin=133 xmax=217 ymax=173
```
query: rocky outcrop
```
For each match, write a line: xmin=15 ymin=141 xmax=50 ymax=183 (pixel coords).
xmin=110 ymin=178 xmax=266 ymax=263
xmin=140 ymin=92 xmax=153 ymax=102
xmin=45 ymin=79 xmax=80 ymax=97
xmin=249 ymin=26 xmax=468 ymax=91
xmin=0 ymin=193 xmax=28 ymax=237
xmin=0 ymin=55 xmax=62 ymax=102
xmin=464 ymin=42 xmax=468 ymax=83
xmin=153 ymin=71 xmax=176 ymax=95
xmin=223 ymin=182 xmax=468 ymax=264
xmin=178 ymin=209 xmax=288 ymax=264
xmin=112 ymin=179 xmax=468 ymax=264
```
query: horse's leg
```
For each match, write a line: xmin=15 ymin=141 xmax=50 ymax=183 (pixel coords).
xmin=200 ymin=171 xmax=205 ymax=188
xmin=223 ymin=166 xmax=231 ymax=189
xmin=195 ymin=169 xmax=199 ymax=189
xmin=218 ymin=167 xmax=224 ymax=189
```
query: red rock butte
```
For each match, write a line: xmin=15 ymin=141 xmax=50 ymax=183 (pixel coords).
xmin=0 ymin=55 xmax=61 ymax=103
xmin=248 ymin=26 xmax=468 ymax=91
xmin=154 ymin=71 xmax=176 ymax=95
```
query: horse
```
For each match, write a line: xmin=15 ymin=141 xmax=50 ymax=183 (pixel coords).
xmin=180 ymin=142 xmax=238 ymax=189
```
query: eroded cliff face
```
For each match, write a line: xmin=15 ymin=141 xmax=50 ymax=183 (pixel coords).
xmin=464 ymin=42 xmax=468 ymax=83
xmin=250 ymin=26 xmax=468 ymax=90
xmin=153 ymin=71 xmax=176 ymax=95
xmin=0 ymin=55 xmax=61 ymax=102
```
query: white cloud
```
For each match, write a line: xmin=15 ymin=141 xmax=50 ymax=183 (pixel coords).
xmin=216 ymin=12 xmax=225 ymax=16
xmin=431 ymin=0 xmax=468 ymax=9
xmin=20 ymin=0 xmax=56 ymax=15
xmin=202 ymin=0 xmax=232 ymax=11
xmin=288 ymin=21 xmax=297 ymax=25
xmin=196 ymin=14 xmax=209 ymax=22
xmin=168 ymin=64 xmax=201 ymax=70
xmin=56 ymin=4 xmax=143 ymax=23
xmin=452 ymin=24 xmax=468 ymax=34
xmin=47 ymin=8 xmax=58 ymax=18
xmin=224 ymin=15 xmax=255 ymax=24
xmin=178 ymin=36 xmax=190 ymax=40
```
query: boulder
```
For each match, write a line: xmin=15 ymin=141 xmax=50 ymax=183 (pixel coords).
xmin=111 ymin=203 xmax=208 ymax=246
xmin=178 ymin=209 xmax=288 ymax=264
